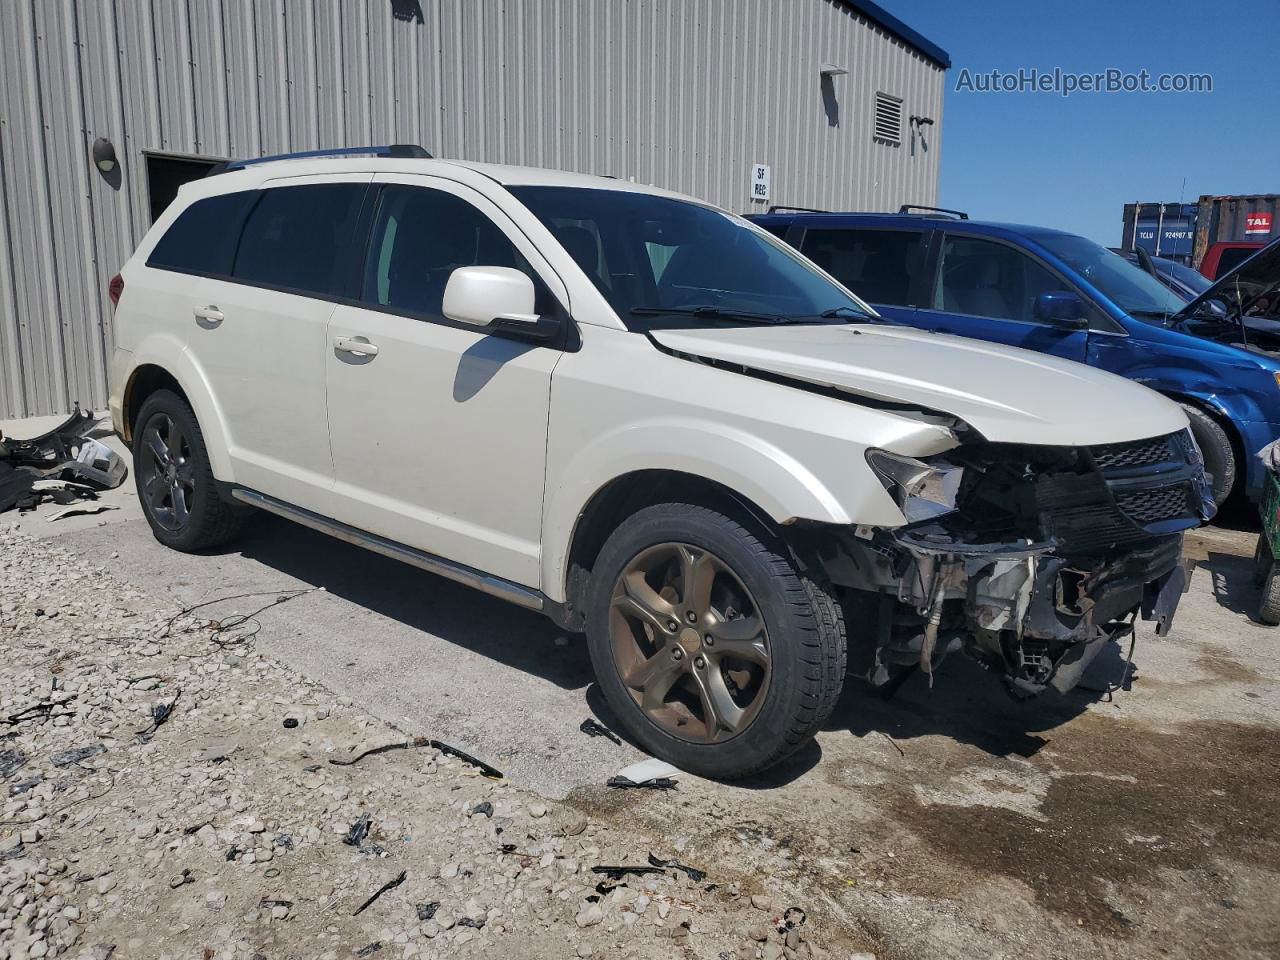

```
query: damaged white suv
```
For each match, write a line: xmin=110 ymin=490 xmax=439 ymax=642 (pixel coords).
xmin=108 ymin=147 xmax=1212 ymax=779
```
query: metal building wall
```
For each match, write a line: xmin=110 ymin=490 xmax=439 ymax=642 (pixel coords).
xmin=0 ymin=0 xmax=945 ymax=419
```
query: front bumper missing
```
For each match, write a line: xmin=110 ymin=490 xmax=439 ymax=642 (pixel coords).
xmin=821 ymin=528 xmax=1190 ymax=698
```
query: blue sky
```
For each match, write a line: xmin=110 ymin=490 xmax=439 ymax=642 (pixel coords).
xmin=884 ymin=0 xmax=1280 ymax=244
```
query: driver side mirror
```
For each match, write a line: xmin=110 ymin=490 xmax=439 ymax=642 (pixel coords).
xmin=1034 ymin=290 xmax=1088 ymax=327
xmin=1195 ymin=297 xmax=1229 ymax=319
xmin=443 ymin=266 xmax=541 ymax=329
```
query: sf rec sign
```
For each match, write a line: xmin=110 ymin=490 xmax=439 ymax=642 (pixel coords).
xmin=750 ymin=164 xmax=771 ymax=203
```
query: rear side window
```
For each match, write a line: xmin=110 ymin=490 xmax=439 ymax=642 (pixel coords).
xmin=233 ymin=183 xmax=366 ymax=297
xmin=799 ymin=228 xmax=924 ymax=306
xmin=146 ymin=191 xmax=258 ymax=276
xmin=360 ymin=184 xmax=552 ymax=319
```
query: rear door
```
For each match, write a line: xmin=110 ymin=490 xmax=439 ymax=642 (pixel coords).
xmin=142 ymin=175 xmax=370 ymax=511
xmin=323 ymin=174 xmax=570 ymax=587
xmin=794 ymin=224 xmax=929 ymax=324
xmin=914 ymin=232 xmax=1089 ymax=362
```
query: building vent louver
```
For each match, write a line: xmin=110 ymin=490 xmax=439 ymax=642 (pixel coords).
xmin=873 ymin=92 xmax=903 ymax=145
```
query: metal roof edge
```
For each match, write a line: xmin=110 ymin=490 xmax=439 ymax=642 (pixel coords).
xmin=837 ymin=0 xmax=951 ymax=69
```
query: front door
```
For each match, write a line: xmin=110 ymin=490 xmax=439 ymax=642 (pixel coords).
xmin=324 ymin=175 xmax=570 ymax=587
xmin=913 ymin=233 xmax=1090 ymax=363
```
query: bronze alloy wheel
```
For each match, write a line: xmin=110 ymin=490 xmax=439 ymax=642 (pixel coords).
xmin=609 ymin=542 xmax=771 ymax=743
xmin=139 ymin=412 xmax=196 ymax=532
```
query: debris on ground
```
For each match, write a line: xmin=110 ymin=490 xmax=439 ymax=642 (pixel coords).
xmin=648 ymin=852 xmax=708 ymax=883
xmin=579 ymin=717 xmax=623 ymax=745
xmin=0 ymin=407 xmax=127 ymax=515
xmin=352 ymin=869 xmax=407 ymax=915
xmin=46 ymin=502 xmax=119 ymax=522
xmin=428 ymin=740 xmax=503 ymax=780
xmin=0 ymin=525 xmax=862 ymax=960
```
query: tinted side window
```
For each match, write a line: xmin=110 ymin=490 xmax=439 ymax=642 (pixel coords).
xmin=799 ymin=228 xmax=923 ymax=306
xmin=361 ymin=185 xmax=551 ymax=318
xmin=146 ymin=191 xmax=258 ymax=276
xmin=935 ymin=235 xmax=1068 ymax=323
xmin=233 ymin=183 xmax=366 ymax=297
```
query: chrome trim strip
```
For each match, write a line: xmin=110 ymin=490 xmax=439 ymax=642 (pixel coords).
xmin=231 ymin=488 xmax=545 ymax=612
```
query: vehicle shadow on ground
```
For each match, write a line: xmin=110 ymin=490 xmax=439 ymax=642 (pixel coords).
xmin=1200 ymin=550 xmax=1260 ymax=619
xmin=825 ymin=644 xmax=1138 ymax=760
xmin=228 ymin=514 xmax=595 ymax=691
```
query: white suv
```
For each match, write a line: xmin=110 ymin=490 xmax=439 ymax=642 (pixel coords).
xmin=108 ymin=147 xmax=1211 ymax=778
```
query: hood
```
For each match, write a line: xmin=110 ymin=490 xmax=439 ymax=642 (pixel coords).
xmin=1176 ymin=235 xmax=1280 ymax=323
xmin=651 ymin=323 xmax=1187 ymax=446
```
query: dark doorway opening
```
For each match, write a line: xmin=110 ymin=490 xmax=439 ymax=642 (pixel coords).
xmin=144 ymin=152 xmax=225 ymax=222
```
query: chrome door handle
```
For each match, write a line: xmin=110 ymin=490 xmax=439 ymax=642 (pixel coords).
xmin=333 ymin=335 xmax=379 ymax=357
xmin=194 ymin=305 xmax=224 ymax=325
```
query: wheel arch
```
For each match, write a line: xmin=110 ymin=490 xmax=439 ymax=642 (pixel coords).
xmin=552 ymin=469 xmax=791 ymax=630
xmin=120 ymin=348 xmax=235 ymax=481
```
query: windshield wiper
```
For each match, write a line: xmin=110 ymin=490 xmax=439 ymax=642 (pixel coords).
xmin=630 ymin=306 xmax=787 ymax=325
xmin=819 ymin=306 xmax=869 ymax=318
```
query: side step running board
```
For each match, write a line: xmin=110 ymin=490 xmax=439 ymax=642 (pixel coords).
xmin=231 ymin=488 xmax=546 ymax=612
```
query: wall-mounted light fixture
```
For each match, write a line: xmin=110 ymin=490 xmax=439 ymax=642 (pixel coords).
xmin=91 ymin=137 xmax=117 ymax=174
xmin=819 ymin=63 xmax=849 ymax=77
xmin=908 ymin=116 xmax=935 ymax=157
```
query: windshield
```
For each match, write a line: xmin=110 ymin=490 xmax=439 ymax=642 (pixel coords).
xmin=508 ymin=186 xmax=874 ymax=330
xmin=1037 ymin=233 xmax=1188 ymax=317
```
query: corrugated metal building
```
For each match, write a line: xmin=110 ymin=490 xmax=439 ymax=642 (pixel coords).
xmin=0 ymin=0 xmax=948 ymax=419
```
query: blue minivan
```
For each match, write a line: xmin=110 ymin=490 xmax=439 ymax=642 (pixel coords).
xmin=748 ymin=208 xmax=1280 ymax=504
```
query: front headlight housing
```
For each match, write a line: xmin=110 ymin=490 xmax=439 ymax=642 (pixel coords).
xmin=865 ymin=449 xmax=965 ymax=523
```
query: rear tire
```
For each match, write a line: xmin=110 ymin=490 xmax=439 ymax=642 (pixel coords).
xmin=585 ymin=502 xmax=846 ymax=780
xmin=1180 ymin=403 xmax=1235 ymax=506
xmin=133 ymin=389 xmax=242 ymax=551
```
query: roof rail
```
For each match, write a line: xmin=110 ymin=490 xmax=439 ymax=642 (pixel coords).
xmin=766 ymin=205 xmax=828 ymax=214
xmin=898 ymin=204 xmax=968 ymax=220
xmin=206 ymin=144 xmax=432 ymax=177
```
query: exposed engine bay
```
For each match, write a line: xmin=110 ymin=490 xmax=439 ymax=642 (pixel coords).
xmin=808 ymin=428 xmax=1214 ymax=698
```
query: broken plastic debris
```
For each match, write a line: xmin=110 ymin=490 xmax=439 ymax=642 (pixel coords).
xmin=355 ymin=943 xmax=382 ymax=957
xmin=343 ymin=813 xmax=372 ymax=848
xmin=430 ymin=740 xmax=503 ymax=780
xmin=579 ymin=717 xmax=623 ymax=745
xmin=136 ymin=689 xmax=181 ymax=742
xmin=470 ymin=801 xmax=493 ymax=818
xmin=616 ymin=758 xmax=679 ymax=781
xmin=0 ymin=407 xmax=127 ymax=516
xmin=50 ymin=743 xmax=106 ymax=767
xmin=45 ymin=502 xmax=119 ymax=522
xmin=352 ymin=870 xmax=406 ymax=916
xmin=0 ymin=749 xmax=25 ymax=778
xmin=647 ymin=852 xmax=707 ymax=882
xmin=415 ymin=901 xmax=440 ymax=921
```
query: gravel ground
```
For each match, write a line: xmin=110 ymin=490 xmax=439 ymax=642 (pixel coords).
xmin=3 ymin=416 xmax=1278 ymax=960
xmin=0 ymin=526 xmax=869 ymax=960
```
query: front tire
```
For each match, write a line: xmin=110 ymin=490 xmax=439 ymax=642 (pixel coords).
xmin=1255 ymin=537 xmax=1280 ymax=626
xmin=1181 ymin=403 xmax=1235 ymax=506
xmin=133 ymin=390 xmax=242 ymax=551
xmin=585 ymin=502 xmax=846 ymax=780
